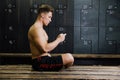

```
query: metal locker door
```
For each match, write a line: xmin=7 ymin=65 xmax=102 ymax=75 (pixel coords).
xmin=99 ymin=0 xmax=120 ymax=53
xmin=2 ymin=0 xmax=18 ymax=52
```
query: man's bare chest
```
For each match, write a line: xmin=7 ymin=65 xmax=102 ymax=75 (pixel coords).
xmin=43 ymin=31 xmax=48 ymax=41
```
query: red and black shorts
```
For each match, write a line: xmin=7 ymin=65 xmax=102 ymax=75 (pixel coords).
xmin=32 ymin=55 xmax=63 ymax=71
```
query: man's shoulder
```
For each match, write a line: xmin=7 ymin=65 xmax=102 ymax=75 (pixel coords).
xmin=30 ymin=25 xmax=41 ymax=32
xmin=30 ymin=26 xmax=45 ymax=37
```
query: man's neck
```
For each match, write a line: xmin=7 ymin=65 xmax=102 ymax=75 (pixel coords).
xmin=35 ymin=19 xmax=43 ymax=28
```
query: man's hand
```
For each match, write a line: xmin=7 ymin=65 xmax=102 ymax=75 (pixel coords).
xmin=57 ymin=33 xmax=66 ymax=42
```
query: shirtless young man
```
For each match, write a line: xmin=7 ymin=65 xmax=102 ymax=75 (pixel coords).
xmin=28 ymin=4 xmax=74 ymax=71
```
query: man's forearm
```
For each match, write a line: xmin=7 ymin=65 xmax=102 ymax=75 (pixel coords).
xmin=45 ymin=38 xmax=61 ymax=52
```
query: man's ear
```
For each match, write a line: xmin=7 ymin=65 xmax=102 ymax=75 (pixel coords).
xmin=41 ymin=13 xmax=45 ymax=18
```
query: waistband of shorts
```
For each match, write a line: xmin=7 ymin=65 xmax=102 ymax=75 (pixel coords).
xmin=32 ymin=55 xmax=50 ymax=61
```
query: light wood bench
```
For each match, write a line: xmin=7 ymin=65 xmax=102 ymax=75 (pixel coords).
xmin=0 ymin=53 xmax=120 ymax=65
xmin=0 ymin=53 xmax=120 ymax=58
xmin=0 ymin=65 xmax=120 ymax=80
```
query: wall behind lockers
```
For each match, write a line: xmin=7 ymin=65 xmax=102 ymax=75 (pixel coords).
xmin=74 ymin=0 xmax=120 ymax=54
xmin=0 ymin=0 xmax=74 ymax=53
xmin=0 ymin=0 xmax=120 ymax=54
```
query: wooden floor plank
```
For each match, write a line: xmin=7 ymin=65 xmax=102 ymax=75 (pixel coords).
xmin=0 ymin=65 xmax=120 ymax=80
xmin=0 ymin=70 xmax=120 ymax=75
xmin=0 ymin=74 xmax=120 ymax=79
xmin=0 ymin=71 xmax=120 ymax=76
xmin=1 ymin=68 xmax=120 ymax=72
xmin=0 ymin=65 xmax=119 ymax=69
xmin=0 ymin=65 xmax=120 ymax=71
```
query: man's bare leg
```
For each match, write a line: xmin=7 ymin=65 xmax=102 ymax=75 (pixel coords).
xmin=61 ymin=53 xmax=74 ymax=68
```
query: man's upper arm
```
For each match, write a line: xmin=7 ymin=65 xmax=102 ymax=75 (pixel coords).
xmin=32 ymin=29 xmax=47 ymax=51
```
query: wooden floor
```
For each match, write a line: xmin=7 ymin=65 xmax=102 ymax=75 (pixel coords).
xmin=0 ymin=65 xmax=120 ymax=80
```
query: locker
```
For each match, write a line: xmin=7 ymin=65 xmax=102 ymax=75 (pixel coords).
xmin=99 ymin=0 xmax=120 ymax=53
xmin=74 ymin=0 xmax=99 ymax=53
xmin=1 ymin=0 xmax=18 ymax=52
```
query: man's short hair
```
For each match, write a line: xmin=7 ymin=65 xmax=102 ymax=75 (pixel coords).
xmin=38 ymin=4 xmax=54 ymax=15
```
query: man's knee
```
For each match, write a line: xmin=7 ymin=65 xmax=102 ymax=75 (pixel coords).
xmin=66 ymin=53 xmax=74 ymax=63
xmin=62 ymin=53 xmax=74 ymax=65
